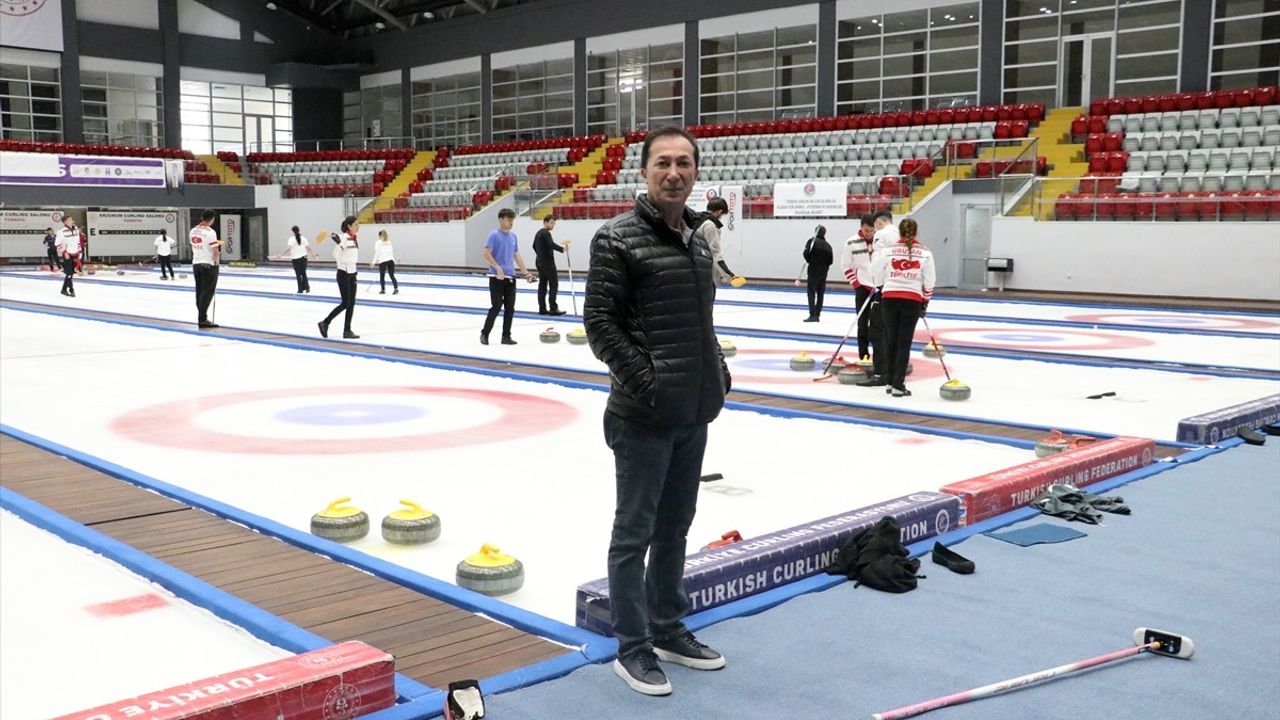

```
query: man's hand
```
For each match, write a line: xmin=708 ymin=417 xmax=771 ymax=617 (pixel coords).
xmin=523 ymin=270 xmax=535 ymax=283
xmin=495 ymin=268 xmax=506 ymax=280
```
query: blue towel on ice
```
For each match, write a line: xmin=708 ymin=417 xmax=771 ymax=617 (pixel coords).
xmin=985 ymin=523 xmax=1087 ymax=547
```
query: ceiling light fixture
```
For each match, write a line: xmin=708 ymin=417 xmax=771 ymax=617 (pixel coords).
xmin=375 ymin=20 xmax=386 ymax=28
xmin=265 ymin=1 xmax=276 ymax=8
xmin=423 ymin=10 xmax=434 ymax=18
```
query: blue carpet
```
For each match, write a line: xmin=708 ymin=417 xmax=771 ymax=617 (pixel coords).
xmin=486 ymin=441 xmax=1280 ymax=719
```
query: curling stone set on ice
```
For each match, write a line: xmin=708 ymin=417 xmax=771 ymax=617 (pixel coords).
xmin=310 ymin=497 xmax=523 ymax=597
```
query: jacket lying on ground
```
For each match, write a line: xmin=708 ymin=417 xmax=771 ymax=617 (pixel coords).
xmin=584 ymin=193 xmax=730 ymax=427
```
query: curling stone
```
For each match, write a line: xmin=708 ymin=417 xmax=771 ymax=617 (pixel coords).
xmin=701 ymin=530 xmax=742 ymax=552
xmin=905 ymin=361 xmax=914 ymax=376
xmin=178 ymin=273 xmax=188 ymax=279
xmin=857 ymin=356 xmax=875 ymax=372
xmin=730 ymin=276 xmax=748 ymax=288
xmin=566 ymin=328 xmax=588 ymax=345
xmin=790 ymin=352 xmax=817 ymax=371
xmin=823 ymin=355 xmax=851 ymax=371
xmin=939 ymin=379 xmax=972 ymax=402
xmin=86 ymin=267 xmax=96 ymax=275
xmin=456 ymin=544 xmax=524 ymax=596
xmin=539 ymin=327 xmax=561 ymax=344
xmin=719 ymin=340 xmax=737 ymax=357
xmin=923 ymin=341 xmax=945 ymax=359
xmin=1035 ymin=430 xmax=1071 ymax=457
xmin=310 ymin=497 xmax=370 ymax=542
xmin=116 ymin=269 xmax=126 ymax=275
xmin=381 ymin=499 xmax=441 ymax=545
xmin=836 ymin=364 xmax=870 ymax=385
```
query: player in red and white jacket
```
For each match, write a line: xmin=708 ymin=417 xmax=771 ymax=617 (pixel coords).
xmin=869 ymin=218 xmax=935 ymax=397
xmin=840 ymin=214 xmax=886 ymax=380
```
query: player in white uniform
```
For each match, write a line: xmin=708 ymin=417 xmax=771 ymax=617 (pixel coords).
xmin=154 ymin=229 xmax=177 ymax=280
xmin=279 ymin=225 xmax=319 ymax=293
xmin=371 ymin=229 xmax=398 ymax=294
xmin=54 ymin=214 xmax=81 ymax=297
xmin=189 ymin=209 xmax=221 ymax=328
xmin=318 ymin=215 xmax=361 ymax=339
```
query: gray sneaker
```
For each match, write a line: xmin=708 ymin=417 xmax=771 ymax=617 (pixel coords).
xmin=654 ymin=631 xmax=726 ymax=670
xmin=613 ymin=650 xmax=671 ymax=695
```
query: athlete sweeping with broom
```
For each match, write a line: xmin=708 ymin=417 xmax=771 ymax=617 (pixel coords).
xmin=869 ymin=218 xmax=934 ymax=398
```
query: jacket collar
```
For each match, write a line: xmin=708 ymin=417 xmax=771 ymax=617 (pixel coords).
xmin=634 ymin=193 xmax=701 ymax=242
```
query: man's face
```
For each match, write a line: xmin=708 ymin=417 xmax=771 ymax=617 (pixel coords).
xmin=874 ymin=217 xmax=889 ymax=231
xmin=499 ymin=216 xmax=514 ymax=232
xmin=860 ymin=224 xmax=874 ymax=239
xmin=642 ymin=135 xmax=697 ymax=211
xmin=545 ymin=219 xmax=556 ymax=231
xmin=63 ymin=217 xmax=74 ymax=229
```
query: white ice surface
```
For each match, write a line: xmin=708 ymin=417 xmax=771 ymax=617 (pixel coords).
xmin=0 ymin=510 xmax=290 ymax=720
xmin=13 ymin=266 xmax=1278 ymax=369
xmin=3 ymin=272 xmax=1275 ymax=441
xmin=1 ymin=309 xmax=1029 ymax=625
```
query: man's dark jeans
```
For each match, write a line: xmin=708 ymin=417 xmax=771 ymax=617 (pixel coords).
xmin=603 ymin=410 xmax=708 ymax=659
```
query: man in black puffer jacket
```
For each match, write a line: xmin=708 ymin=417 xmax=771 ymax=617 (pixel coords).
xmin=585 ymin=126 xmax=731 ymax=697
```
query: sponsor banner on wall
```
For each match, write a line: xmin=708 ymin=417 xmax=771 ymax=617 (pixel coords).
xmin=0 ymin=0 xmax=64 ymax=52
xmin=772 ymin=181 xmax=847 ymax=217
xmin=220 ymin=213 xmax=243 ymax=260
xmin=88 ymin=211 xmax=180 ymax=257
xmin=0 ymin=208 xmax=64 ymax=258
xmin=0 ymin=152 xmax=168 ymax=188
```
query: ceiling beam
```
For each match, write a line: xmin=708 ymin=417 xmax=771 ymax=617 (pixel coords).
xmin=462 ymin=0 xmax=488 ymax=14
xmin=352 ymin=0 xmax=409 ymax=29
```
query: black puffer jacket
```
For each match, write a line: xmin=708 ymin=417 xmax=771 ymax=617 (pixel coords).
xmin=584 ymin=194 xmax=730 ymax=426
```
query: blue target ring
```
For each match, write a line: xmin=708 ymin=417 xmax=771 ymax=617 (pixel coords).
xmin=736 ymin=357 xmax=816 ymax=372
xmin=275 ymin=402 xmax=426 ymax=426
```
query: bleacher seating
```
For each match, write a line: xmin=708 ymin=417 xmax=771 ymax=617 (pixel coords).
xmin=0 ymin=139 xmax=193 ymax=160
xmin=1059 ymin=86 xmax=1280 ymax=221
xmin=248 ymin=148 xmax=413 ymax=198
xmin=554 ymin=104 xmax=1046 ymax=219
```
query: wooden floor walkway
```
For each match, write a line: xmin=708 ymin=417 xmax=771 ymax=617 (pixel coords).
xmin=0 ymin=434 xmax=569 ymax=690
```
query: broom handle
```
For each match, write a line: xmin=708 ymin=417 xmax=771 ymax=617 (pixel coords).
xmin=871 ymin=643 xmax=1156 ymax=720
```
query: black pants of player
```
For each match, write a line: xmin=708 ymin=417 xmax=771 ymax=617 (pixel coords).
xmin=881 ymin=297 xmax=923 ymax=390
xmin=322 ymin=270 xmax=357 ymax=332
xmin=292 ymin=257 xmax=310 ymax=292
xmin=536 ymin=263 xmax=559 ymax=312
xmin=47 ymin=249 xmax=60 ymax=271
xmin=193 ymin=263 xmax=219 ymax=323
xmin=603 ymin=410 xmax=708 ymax=660
xmin=806 ymin=272 xmax=827 ymax=319
xmin=855 ymin=285 xmax=886 ymax=374
xmin=378 ymin=260 xmax=398 ymax=292
xmin=61 ymin=257 xmax=76 ymax=294
xmin=482 ymin=276 xmax=517 ymax=338
xmin=158 ymin=255 xmax=174 ymax=278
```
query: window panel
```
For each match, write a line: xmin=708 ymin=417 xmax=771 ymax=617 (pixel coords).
xmin=931 ymin=25 xmax=980 ymax=50
xmin=1213 ymin=44 xmax=1280 ymax=73
xmin=1006 ymin=0 xmax=1058 ymax=18
xmin=1004 ymin=64 xmax=1058 ymax=88
xmin=1060 ymin=9 xmax=1115 ymax=34
xmin=882 ymin=75 xmax=926 ymax=99
xmin=1005 ymin=40 xmax=1057 ymax=66
xmin=1213 ymin=16 xmax=1280 ymax=45
xmin=1005 ymin=16 xmax=1059 ymax=42
xmin=1215 ymin=0 xmax=1280 ymax=18
xmin=931 ymin=48 xmax=979 ymax=71
xmin=1114 ymin=78 xmax=1179 ymax=95
xmin=1210 ymin=69 xmax=1280 ymax=88
xmin=1119 ymin=1 xmax=1181 ymax=29
xmin=931 ymin=71 xmax=978 ymax=95
xmin=883 ymin=55 xmax=926 ymax=77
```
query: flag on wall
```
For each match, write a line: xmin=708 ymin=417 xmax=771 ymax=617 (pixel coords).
xmin=0 ymin=0 xmax=65 ymax=52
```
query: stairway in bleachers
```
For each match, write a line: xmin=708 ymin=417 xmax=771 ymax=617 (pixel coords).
xmin=199 ymin=154 xmax=244 ymax=185
xmin=534 ymin=139 xmax=618 ymax=220
xmin=360 ymin=150 xmax=437 ymax=224
xmin=1011 ymin=107 xmax=1086 ymax=218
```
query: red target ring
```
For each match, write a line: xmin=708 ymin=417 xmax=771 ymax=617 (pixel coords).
xmin=109 ymin=386 xmax=578 ymax=454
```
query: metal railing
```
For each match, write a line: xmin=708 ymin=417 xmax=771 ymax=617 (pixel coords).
xmin=1020 ymin=176 xmax=1278 ymax=222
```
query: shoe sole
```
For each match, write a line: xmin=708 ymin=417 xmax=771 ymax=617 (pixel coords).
xmin=653 ymin=648 xmax=726 ymax=670
xmin=612 ymin=660 xmax=671 ymax=695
